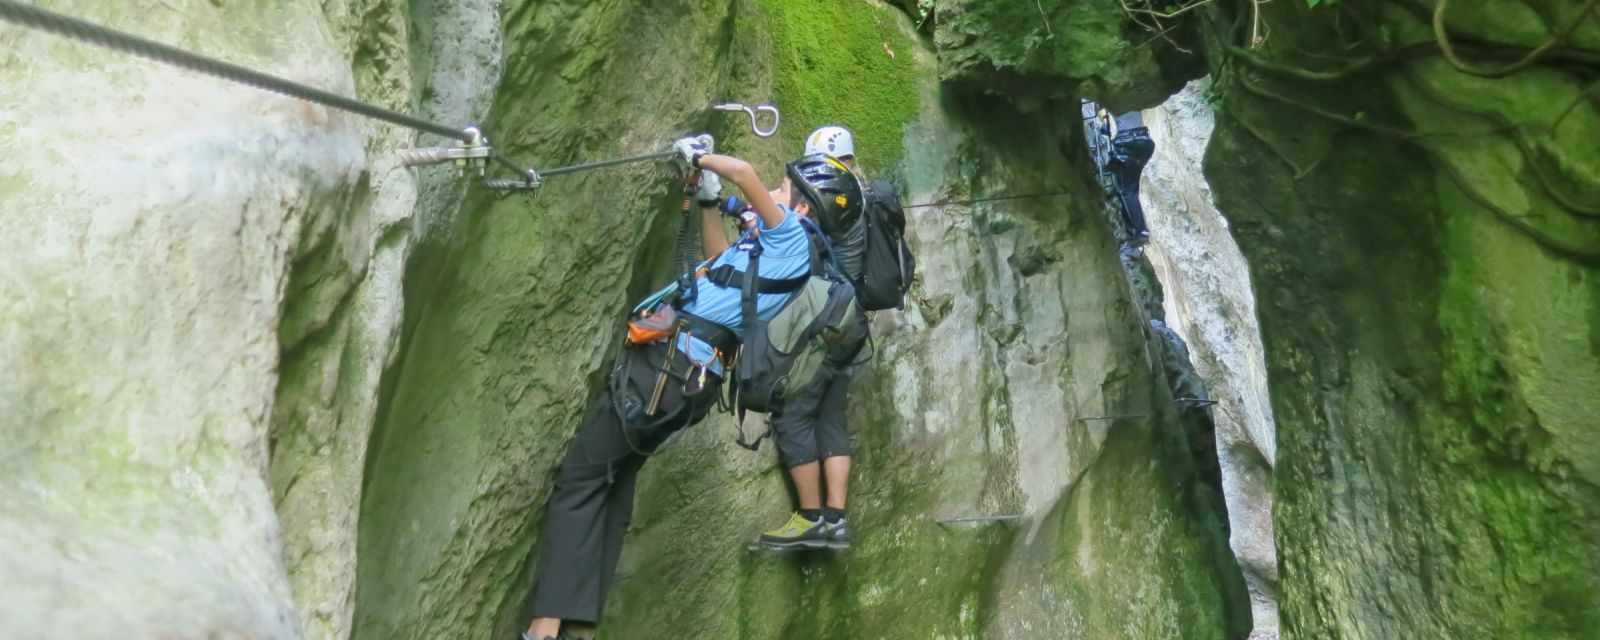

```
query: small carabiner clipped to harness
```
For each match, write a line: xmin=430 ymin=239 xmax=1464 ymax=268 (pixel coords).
xmin=712 ymin=102 xmax=781 ymax=138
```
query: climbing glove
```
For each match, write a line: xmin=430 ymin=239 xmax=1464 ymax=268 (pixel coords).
xmin=673 ymin=133 xmax=713 ymax=170
xmin=696 ymin=171 xmax=722 ymax=206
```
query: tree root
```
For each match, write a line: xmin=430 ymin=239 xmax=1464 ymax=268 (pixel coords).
xmin=1235 ymin=73 xmax=1600 ymax=262
xmin=1436 ymin=157 xmax=1600 ymax=265
xmin=1433 ymin=0 xmax=1600 ymax=79
xmin=1399 ymin=69 xmax=1600 ymax=219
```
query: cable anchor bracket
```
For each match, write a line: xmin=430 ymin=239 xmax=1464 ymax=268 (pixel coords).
xmin=397 ymin=126 xmax=494 ymax=176
xmin=712 ymin=102 xmax=781 ymax=138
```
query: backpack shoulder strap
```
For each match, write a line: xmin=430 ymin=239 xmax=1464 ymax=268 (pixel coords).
xmin=798 ymin=216 xmax=847 ymax=281
xmin=740 ymin=236 xmax=762 ymax=325
xmin=704 ymin=265 xmax=808 ymax=294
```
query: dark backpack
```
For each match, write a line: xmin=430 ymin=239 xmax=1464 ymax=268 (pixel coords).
xmin=854 ymin=181 xmax=916 ymax=311
xmin=730 ymin=220 xmax=861 ymax=447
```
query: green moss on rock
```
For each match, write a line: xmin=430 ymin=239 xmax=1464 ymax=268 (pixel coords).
xmin=755 ymin=0 xmax=923 ymax=168
xmin=1206 ymin=1 xmax=1600 ymax=638
xmin=932 ymin=0 xmax=1202 ymax=111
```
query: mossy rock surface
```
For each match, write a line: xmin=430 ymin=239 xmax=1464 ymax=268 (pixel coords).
xmin=1204 ymin=1 xmax=1600 ymax=638
xmin=352 ymin=2 xmax=1243 ymax=639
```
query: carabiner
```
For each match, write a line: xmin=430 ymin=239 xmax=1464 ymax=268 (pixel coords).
xmin=712 ymin=102 xmax=781 ymax=138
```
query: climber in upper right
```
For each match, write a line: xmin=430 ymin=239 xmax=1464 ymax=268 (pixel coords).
xmin=1097 ymin=108 xmax=1155 ymax=243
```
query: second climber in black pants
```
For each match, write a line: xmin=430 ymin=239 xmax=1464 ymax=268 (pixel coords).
xmin=523 ymin=134 xmax=860 ymax=640
xmin=755 ymin=125 xmax=877 ymax=550
xmin=1104 ymin=110 xmax=1155 ymax=241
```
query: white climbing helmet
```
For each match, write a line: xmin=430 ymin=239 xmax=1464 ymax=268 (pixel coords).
xmin=804 ymin=125 xmax=855 ymax=159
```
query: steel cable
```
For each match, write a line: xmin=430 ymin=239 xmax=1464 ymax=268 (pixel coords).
xmin=904 ymin=191 xmax=1076 ymax=209
xmin=0 ymin=0 xmax=472 ymax=142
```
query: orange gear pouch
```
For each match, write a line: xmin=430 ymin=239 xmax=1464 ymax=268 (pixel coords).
xmin=627 ymin=305 xmax=678 ymax=345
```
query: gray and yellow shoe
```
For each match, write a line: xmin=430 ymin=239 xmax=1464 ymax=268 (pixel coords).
xmin=823 ymin=517 xmax=851 ymax=550
xmin=758 ymin=512 xmax=830 ymax=549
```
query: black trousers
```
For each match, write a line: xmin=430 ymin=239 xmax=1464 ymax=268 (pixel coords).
xmin=772 ymin=363 xmax=856 ymax=468
xmin=1108 ymin=127 xmax=1155 ymax=235
xmin=530 ymin=342 xmax=720 ymax=623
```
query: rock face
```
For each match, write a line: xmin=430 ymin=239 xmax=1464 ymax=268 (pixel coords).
xmin=931 ymin=0 xmax=1203 ymax=111
xmin=269 ymin=2 xmax=501 ymax=639
xmin=2 ymin=1 xmax=1253 ymax=638
xmin=1 ymin=1 xmax=413 ymax=638
xmin=28 ymin=1 xmax=1595 ymax=639
xmin=354 ymin=1 xmax=1245 ymax=639
xmin=1203 ymin=1 xmax=1600 ymax=638
xmin=1141 ymin=82 xmax=1280 ymax=639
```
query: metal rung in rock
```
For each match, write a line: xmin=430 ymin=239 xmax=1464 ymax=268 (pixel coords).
xmin=935 ymin=514 xmax=1023 ymax=525
xmin=1076 ymin=414 xmax=1148 ymax=422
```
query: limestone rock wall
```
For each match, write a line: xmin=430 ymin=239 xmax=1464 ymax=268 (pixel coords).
xmin=1203 ymin=1 xmax=1600 ymax=638
xmin=931 ymin=0 xmax=1203 ymax=111
xmin=267 ymin=2 xmax=502 ymax=639
xmin=0 ymin=1 xmax=416 ymax=638
xmin=1141 ymin=81 xmax=1280 ymax=640
xmin=2 ymin=2 xmax=1282 ymax=639
xmin=353 ymin=1 xmax=1246 ymax=639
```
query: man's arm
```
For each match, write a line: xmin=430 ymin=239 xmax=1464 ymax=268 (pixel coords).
xmin=696 ymin=154 xmax=785 ymax=230
xmin=701 ymin=205 xmax=730 ymax=257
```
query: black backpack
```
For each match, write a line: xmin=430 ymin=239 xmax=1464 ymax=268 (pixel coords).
xmin=854 ymin=181 xmax=916 ymax=311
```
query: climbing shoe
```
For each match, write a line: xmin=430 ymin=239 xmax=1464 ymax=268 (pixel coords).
xmin=758 ymin=511 xmax=829 ymax=549
xmin=823 ymin=517 xmax=851 ymax=550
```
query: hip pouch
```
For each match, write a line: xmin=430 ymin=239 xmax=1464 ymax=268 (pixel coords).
xmin=626 ymin=304 xmax=678 ymax=345
xmin=611 ymin=342 xmax=720 ymax=454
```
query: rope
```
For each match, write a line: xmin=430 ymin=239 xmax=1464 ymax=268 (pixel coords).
xmin=0 ymin=0 xmax=472 ymax=142
xmin=904 ymin=191 xmax=1076 ymax=209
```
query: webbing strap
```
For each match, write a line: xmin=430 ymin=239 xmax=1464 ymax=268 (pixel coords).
xmin=705 ymin=265 xmax=807 ymax=294
xmin=798 ymin=217 xmax=847 ymax=281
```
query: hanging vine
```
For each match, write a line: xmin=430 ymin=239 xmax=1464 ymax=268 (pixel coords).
xmin=1151 ymin=0 xmax=1600 ymax=262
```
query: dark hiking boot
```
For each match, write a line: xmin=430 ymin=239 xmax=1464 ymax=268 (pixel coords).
xmin=823 ymin=517 xmax=851 ymax=550
xmin=758 ymin=511 xmax=829 ymax=549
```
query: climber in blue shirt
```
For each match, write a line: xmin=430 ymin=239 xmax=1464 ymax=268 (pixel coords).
xmin=523 ymin=135 xmax=859 ymax=640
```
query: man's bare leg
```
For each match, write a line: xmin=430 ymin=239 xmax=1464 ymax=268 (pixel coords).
xmin=528 ymin=617 xmax=561 ymax=639
xmin=789 ymin=461 xmax=823 ymax=510
xmin=823 ymin=455 xmax=851 ymax=510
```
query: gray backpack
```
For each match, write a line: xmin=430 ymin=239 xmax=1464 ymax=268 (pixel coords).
xmin=729 ymin=220 xmax=860 ymax=448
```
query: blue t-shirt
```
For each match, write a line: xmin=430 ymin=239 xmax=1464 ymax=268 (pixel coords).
xmin=674 ymin=206 xmax=812 ymax=369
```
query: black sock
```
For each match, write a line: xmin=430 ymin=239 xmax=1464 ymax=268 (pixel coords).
xmin=800 ymin=508 xmax=823 ymax=523
xmin=823 ymin=508 xmax=846 ymax=524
